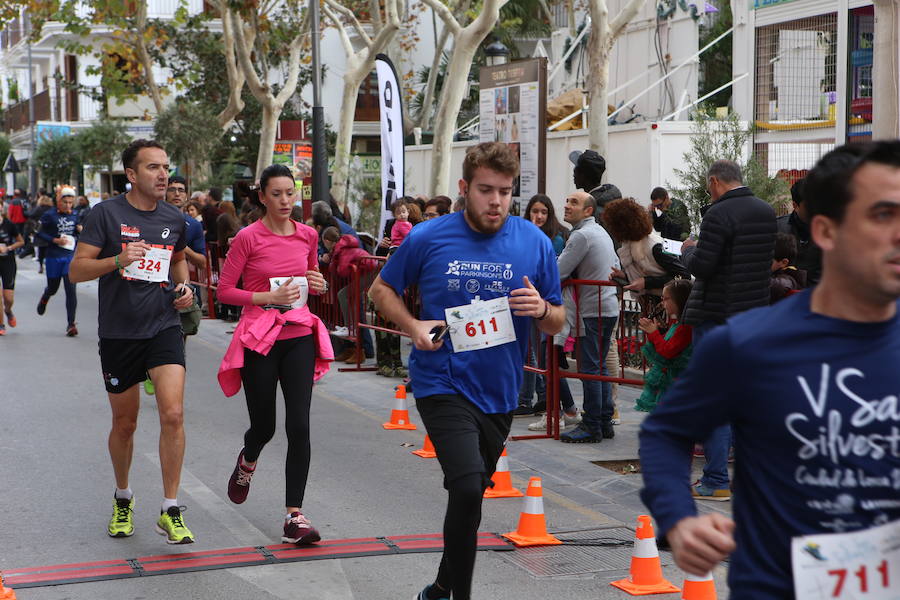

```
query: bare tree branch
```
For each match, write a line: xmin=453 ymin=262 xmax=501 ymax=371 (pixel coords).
xmin=133 ymin=0 xmax=164 ymax=114
xmin=420 ymin=0 xmax=462 ymax=36
xmin=324 ymin=0 xmax=372 ymax=47
xmin=323 ymin=3 xmax=356 ymax=56
xmin=231 ymin=8 xmax=269 ymax=100
xmin=609 ymin=0 xmax=646 ymax=40
xmin=216 ymin=7 xmax=247 ymax=130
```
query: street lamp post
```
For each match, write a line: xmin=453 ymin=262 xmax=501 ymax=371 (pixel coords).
xmin=310 ymin=0 xmax=328 ymax=206
xmin=27 ymin=39 xmax=36 ymax=199
xmin=484 ymin=38 xmax=510 ymax=67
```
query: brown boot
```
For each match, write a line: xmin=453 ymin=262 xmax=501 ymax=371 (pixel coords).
xmin=333 ymin=347 xmax=354 ymax=362
xmin=344 ymin=348 xmax=365 ymax=364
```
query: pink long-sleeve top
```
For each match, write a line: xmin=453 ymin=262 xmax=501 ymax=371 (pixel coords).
xmin=217 ymin=219 xmax=319 ymax=340
xmin=216 ymin=219 xmax=334 ymax=397
xmin=390 ymin=219 xmax=412 ymax=247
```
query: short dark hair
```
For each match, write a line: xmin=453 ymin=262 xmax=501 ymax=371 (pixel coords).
xmin=169 ymin=175 xmax=187 ymax=188
xmin=790 ymin=179 xmax=805 ymax=205
xmin=707 ymin=159 xmax=743 ymax=185
xmin=804 ymin=141 xmax=900 ymax=222
xmin=773 ymin=232 xmax=797 ymax=263
xmin=390 ymin=198 xmax=407 ymax=214
xmin=208 ymin=186 xmax=223 ymax=204
xmin=122 ymin=139 xmax=165 ymax=171
xmin=650 ymin=186 xmax=668 ymax=200
xmin=462 ymin=142 xmax=519 ymax=183
xmin=322 ymin=226 xmax=341 ymax=243
xmin=425 ymin=196 xmax=451 ymax=215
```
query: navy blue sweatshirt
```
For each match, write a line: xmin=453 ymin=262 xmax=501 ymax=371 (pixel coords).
xmin=639 ymin=289 xmax=900 ymax=599
xmin=38 ymin=208 xmax=79 ymax=259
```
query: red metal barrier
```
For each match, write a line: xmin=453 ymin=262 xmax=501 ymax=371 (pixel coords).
xmin=187 ymin=241 xmax=219 ymax=320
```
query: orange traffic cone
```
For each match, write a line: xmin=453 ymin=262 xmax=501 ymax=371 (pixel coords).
xmin=0 ymin=574 xmax=17 ymax=600
xmin=610 ymin=515 xmax=680 ymax=595
xmin=412 ymin=435 xmax=437 ymax=458
xmin=484 ymin=448 xmax=523 ymax=498
xmin=501 ymin=477 xmax=561 ymax=546
xmin=681 ymin=571 xmax=716 ymax=600
xmin=383 ymin=385 xmax=416 ymax=430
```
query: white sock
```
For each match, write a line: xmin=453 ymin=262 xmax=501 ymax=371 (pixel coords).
xmin=162 ymin=498 xmax=178 ymax=512
xmin=115 ymin=487 xmax=133 ymax=500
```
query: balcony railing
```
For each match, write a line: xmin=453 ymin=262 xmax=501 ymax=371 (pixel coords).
xmin=3 ymin=89 xmax=51 ymax=133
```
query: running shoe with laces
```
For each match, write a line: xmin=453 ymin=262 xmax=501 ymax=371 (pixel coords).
xmin=37 ymin=297 xmax=48 ymax=315
xmin=5 ymin=311 xmax=15 ymax=327
xmin=156 ymin=506 xmax=195 ymax=544
xmin=108 ymin=495 xmax=135 ymax=537
xmin=66 ymin=323 xmax=78 ymax=337
xmin=415 ymin=584 xmax=450 ymax=600
xmin=143 ymin=378 xmax=155 ymax=395
xmin=227 ymin=449 xmax=255 ymax=504
xmin=0 ymin=323 xmax=5 ymax=336
xmin=282 ymin=511 xmax=320 ymax=545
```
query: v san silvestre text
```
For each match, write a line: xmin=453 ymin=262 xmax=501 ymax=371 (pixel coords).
xmin=785 ymin=365 xmax=900 ymax=464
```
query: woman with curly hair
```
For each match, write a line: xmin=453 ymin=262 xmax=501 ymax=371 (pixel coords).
xmin=602 ymin=197 xmax=689 ymax=306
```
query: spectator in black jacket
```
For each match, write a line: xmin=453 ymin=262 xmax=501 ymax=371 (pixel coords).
xmin=776 ymin=179 xmax=821 ymax=285
xmin=679 ymin=159 xmax=776 ymax=501
xmin=649 ymin=186 xmax=689 ymax=241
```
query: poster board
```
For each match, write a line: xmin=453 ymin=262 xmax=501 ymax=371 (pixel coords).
xmin=479 ymin=57 xmax=547 ymax=214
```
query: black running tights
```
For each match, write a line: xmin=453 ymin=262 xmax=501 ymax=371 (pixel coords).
xmin=43 ymin=275 xmax=76 ymax=325
xmin=240 ymin=335 xmax=316 ymax=508
xmin=434 ymin=472 xmax=486 ymax=600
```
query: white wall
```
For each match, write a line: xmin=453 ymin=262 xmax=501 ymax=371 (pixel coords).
xmin=403 ymin=121 xmax=700 ymax=214
xmin=550 ymin=1 xmax=701 ymax=121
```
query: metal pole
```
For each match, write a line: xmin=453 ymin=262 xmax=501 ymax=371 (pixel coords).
xmin=310 ymin=0 xmax=328 ymax=205
xmin=27 ymin=39 xmax=36 ymax=198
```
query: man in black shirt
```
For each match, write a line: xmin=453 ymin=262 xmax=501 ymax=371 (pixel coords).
xmin=71 ymin=139 xmax=197 ymax=545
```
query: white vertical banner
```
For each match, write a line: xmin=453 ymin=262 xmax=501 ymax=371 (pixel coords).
xmin=375 ymin=54 xmax=404 ymax=242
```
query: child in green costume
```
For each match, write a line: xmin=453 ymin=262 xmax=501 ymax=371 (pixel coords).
xmin=635 ymin=278 xmax=693 ymax=412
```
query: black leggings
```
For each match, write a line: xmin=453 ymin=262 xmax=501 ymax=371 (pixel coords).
xmin=240 ymin=335 xmax=316 ymax=508
xmin=43 ymin=275 xmax=77 ymax=325
xmin=434 ymin=472 xmax=485 ymax=600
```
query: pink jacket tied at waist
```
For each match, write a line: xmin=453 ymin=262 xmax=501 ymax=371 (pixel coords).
xmin=218 ymin=304 xmax=334 ymax=397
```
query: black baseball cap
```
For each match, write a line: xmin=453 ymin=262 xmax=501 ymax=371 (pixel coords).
xmin=568 ymin=149 xmax=606 ymax=176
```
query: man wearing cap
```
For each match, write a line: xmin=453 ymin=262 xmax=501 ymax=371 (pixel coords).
xmin=36 ymin=187 xmax=81 ymax=336
xmin=569 ymin=150 xmax=622 ymax=220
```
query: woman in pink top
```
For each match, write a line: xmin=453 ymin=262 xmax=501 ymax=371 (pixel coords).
xmin=388 ymin=199 xmax=412 ymax=249
xmin=217 ymin=164 xmax=332 ymax=545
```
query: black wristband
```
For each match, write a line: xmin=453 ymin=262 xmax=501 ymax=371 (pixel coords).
xmin=537 ymin=300 xmax=550 ymax=320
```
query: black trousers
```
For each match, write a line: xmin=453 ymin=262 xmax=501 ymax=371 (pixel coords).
xmin=416 ymin=394 xmax=512 ymax=600
xmin=240 ymin=335 xmax=316 ymax=507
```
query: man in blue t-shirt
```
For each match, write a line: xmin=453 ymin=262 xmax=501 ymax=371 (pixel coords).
xmin=36 ymin=187 xmax=81 ymax=336
xmin=370 ymin=143 xmax=564 ymax=600
xmin=639 ymin=140 xmax=900 ymax=599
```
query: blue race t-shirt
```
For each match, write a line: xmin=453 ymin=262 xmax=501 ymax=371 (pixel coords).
xmin=639 ymin=289 xmax=900 ymax=599
xmin=184 ymin=215 xmax=206 ymax=256
xmin=379 ymin=211 xmax=562 ymax=414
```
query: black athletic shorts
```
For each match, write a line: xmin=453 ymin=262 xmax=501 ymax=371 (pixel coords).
xmin=98 ymin=326 xmax=185 ymax=394
xmin=416 ymin=394 xmax=513 ymax=490
xmin=0 ymin=257 xmax=15 ymax=290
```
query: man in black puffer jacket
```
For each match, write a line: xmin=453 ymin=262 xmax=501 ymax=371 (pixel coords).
xmin=679 ymin=159 xmax=776 ymax=501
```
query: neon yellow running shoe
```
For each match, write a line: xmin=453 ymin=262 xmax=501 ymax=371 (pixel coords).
xmin=156 ymin=506 xmax=195 ymax=544
xmin=143 ymin=378 xmax=155 ymax=395
xmin=108 ymin=495 xmax=135 ymax=538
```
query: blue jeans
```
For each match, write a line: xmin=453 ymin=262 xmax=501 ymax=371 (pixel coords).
xmin=579 ymin=316 xmax=618 ymax=433
xmin=694 ymin=321 xmax=731 ymax=489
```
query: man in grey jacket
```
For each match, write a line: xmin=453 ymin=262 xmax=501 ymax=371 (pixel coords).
xmin=557 ymin=190 xmax=620 ymax=443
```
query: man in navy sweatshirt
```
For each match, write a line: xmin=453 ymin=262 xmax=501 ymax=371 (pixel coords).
xmin=639 ymin=140 xmax=900 ymax=599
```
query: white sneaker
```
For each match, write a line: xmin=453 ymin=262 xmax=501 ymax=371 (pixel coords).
xmin=331 ymin=326 xmax=350 ymax=337
xmin=563 ymin=410 xmax=582 ymax=426
xmin=528 ymin=413 xmax=563 ymax=431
